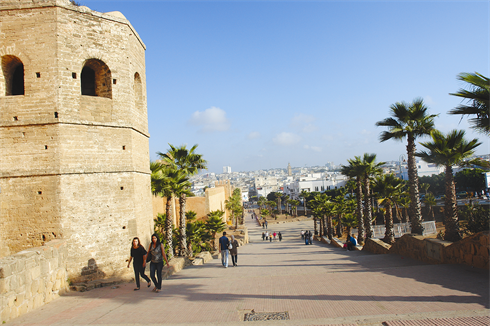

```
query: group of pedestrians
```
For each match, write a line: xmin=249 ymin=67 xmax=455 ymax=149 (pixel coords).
xmin=218 ymin=231 xmax=239 ymax=268
xmin=301 ymin=230 xmax=313 ymax=245
xmin=262 ymin=231 xmax=282 ymax=242
xmin=127 ymin=234 xmax=170 ymax=293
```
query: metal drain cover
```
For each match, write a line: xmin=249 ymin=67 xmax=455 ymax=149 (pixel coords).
xmin=244 ymin=311 xmax=290 ymax=321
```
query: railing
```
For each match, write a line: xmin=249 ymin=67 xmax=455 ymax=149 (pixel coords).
xmin=352 ymin=221 xmax=437 ymax=239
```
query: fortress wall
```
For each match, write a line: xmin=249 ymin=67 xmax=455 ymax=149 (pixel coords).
xmin=206 ymin=187 xmax=227 ymax=222
xmin=0 ymin=240 xmax=69 ymax=324
xmin=0 ymin=0 xmax=153 ymax=281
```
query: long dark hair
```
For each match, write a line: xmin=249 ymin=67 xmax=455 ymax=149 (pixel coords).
xmin=131 ymin=237 xmax=141 ymax=249
xmin=150 ymin=233 xmax=161 ymax=249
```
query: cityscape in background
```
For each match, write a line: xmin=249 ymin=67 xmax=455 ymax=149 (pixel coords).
xmin=191 ymin=154 xmax=490 ymax=202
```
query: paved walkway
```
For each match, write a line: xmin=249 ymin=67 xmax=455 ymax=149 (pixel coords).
xmin=7 ymin=213 xmax=489 ymax=326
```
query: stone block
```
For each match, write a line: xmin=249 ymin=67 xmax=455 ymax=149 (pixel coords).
xmin=38 ymin=278 xmax=45 ymax=293
xmin=32 ymin=293 xmax=44 ymax=310
xmin=0 ymin=263 xmax=12 ymax=278
xmin=331 ymin=238 xmax=343 ymax=248
xmin=46 ymin=281 xmax=53 ymax=292
xmin=18 ymin=301 xmax=29 ymax=315
xmin=0 ymin=277 xmax=9 ymax=294
xmin=53 ymin=279 xmax=61 ymax=291
xmin=30 ymin=265 xmax=41 ymax=281
xmin=1 ymin=306 xmax=11 ymax=323
xmin=7 ymin=292 xmax=16 ymax=308
xmin=363 ymin=238 xmax=391 ymax=254
xmin=15 ymin=292 xmax=25 ymax=307
xmin=31 ymin=279 xmax=39 ymax=294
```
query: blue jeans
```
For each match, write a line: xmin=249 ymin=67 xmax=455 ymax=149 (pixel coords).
xmin=221 ymin=249 xmax=229 ymax=267
xmin=150 ymin=261 xmax=163 ymax=289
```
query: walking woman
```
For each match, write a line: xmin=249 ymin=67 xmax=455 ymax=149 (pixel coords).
xmin=230 ymin=235 xmax=239 ymax=267
xmin=127 ymin=237 xmax=151 ymax=291
xmin=148 ymin=234 xmax=170 ymax=293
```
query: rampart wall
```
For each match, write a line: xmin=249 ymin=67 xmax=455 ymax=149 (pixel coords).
xmin=0 ymin=240 xmax=69 ymax=323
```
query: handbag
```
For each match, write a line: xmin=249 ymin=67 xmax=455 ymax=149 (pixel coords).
xmin=146 ymin=244 xmax=152 ymax=262
xmin=228 ymin=242 xmax=233 ymax=250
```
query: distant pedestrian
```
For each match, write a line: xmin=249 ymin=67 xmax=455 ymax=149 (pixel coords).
xmin=219 ymin=232 xmax=230 ymax=268
xmin=265 ymin=231 xmax=269 ymax=240
xmin=301 ymin=230 xmax=305 ymax=239
xmin=304 ymin=231 xmax=309 ymax=245
xmin=265 ymin=221 xmax=268 ymax=229
xmin=309 ymin=231 xmax=313 ymax=245
xmin=278 ymin=232 xmax=282 ymax=241
xmin=127 ymin=237 xmax=151 ymax=291
xmin=148 ymin=234 xmax=170 ymax=293
xmin=262 ymin=232 xmax=265 ymax=241
xmin=230 ymin=235 xmax=239 ymax=267
xmin=273 ymin=232 xmax=277 ymax=240
xmin=269 ymin=234 xmax=272 ymax=242
xmin=262 ymin=222 xmax=265 ymax=229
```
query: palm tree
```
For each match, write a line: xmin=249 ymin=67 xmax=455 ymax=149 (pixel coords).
xmin=257 ymin=196 xmax=266 ymax=210
xmin=416 ymin=129 xmax=482 ymax=242
xmin=376 ymin=98 xmax=437 ymax=234
xmin=423 ymin=193 xmax=437 ymax=221
xmin=300 ymin=190 xmax=309 ymax=216
xmin=341 ymin=156 xmax=365 ymax=243
xmin=361 ymin=153 xmax=385 ymax=239
xmin=158 ymin=144 xmax=207 ymax=257
xmin=205 ymin=210 xmax=226 ymax=250
xmin=373 ymin=174 xmax=404 ymax=244
xmin=342 ymin=213 xmax=358 ymax=237
xmin=449 ymin=72 xmax=489 ymax=135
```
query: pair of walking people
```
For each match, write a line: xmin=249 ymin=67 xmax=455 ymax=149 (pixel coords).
xmin=128 ymin=234 xmax=170 ymax=293
xmin=218 ymin=232 xmax=239 ymax=268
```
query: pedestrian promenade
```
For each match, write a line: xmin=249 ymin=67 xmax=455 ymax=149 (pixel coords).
xmin=7 ymin=213 xmax=489 ymax=326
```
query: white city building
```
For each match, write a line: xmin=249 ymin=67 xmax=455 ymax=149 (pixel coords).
xmin=283 ymin=172 xmax=348 ymax=200
xmin=223 ymin=166 xmax=232 ymax=174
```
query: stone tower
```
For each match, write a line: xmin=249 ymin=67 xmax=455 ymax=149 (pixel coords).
xmin=0 ymin=0 xmax=153 ymax=281
xmin=287 ymin=163 xmax=292 ymax=176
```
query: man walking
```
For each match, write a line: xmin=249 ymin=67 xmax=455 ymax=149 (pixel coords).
xmin=219 ymin=232 xmax=230 ymax=268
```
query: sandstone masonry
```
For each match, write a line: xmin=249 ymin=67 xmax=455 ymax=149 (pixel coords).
xmin=0 ymin=0 xmax=153 ymax=282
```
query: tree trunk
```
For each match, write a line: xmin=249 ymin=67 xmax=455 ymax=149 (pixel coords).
xmin=407 ymin=133 xmax=423 ymax=234
xmin=165 ymin=197 xmax=174 ymax=259
xmin=364 ymin=175 xmax=373 ymax=239
xmin=383 ymin=202 xmax=395 ymax=244
xmin=313 ymin=217 xmax=318 ymax=235
xmin=304 ymin=200 xmax=307 ymax=216
xmin=327 ymin=216 xmax=333 ymax=240
xmin=277 ymin=198 xmax=282 ymax=215
xmin=356 ymin=178 xmax=365 ymax=243
xmin=443 ymin=165 xmax=462 ymax=242
xmin=179 ymin=194 xmax=188 ymax=257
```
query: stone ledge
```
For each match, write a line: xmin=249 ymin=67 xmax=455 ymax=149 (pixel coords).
xmin=363 ymin=238 xmax=391 ymax=254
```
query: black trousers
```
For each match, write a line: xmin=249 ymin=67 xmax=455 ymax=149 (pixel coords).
xmin=150 ymin=261 xmax=164 ymax=289
xmin=133 ymin=263 xmax=150 ymax=288
xmin=231 ymin=254 xmax=238 ymax=265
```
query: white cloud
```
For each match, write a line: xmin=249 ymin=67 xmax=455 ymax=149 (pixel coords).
xmin=188 ymin=106 xmax=230 ymax=132
xmin=273 ymin=132 xmax=301 ymax=146
xmin=290 ymin=114 xmax=317 ymax=133
xmin=304 ymin=145 xmax=322 ymax=152
xmin=247 ymin=131 xmax=261 ymax=139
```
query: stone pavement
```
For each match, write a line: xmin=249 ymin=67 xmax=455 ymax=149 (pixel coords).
xmin=6 ymin=213 xmax=489 ymax=326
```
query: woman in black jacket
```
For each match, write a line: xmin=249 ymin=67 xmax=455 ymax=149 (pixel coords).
xmin=127 ymin=237 xmax=151 ymax=291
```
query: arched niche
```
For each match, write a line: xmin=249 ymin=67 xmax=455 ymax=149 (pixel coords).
xmin=1 ymin=55 xmax=25 ymax=96
xmin=134 ymin=72 xmax=143 ymax=110
xmin=81 ymin=59 xmax=112 ymax=99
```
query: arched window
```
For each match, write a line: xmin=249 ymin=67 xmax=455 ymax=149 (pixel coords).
xmin=134 ymin=72 xmax=143 ymax=110
xmin=1 ymin=55 xmax=25 ymax=96
xmin=80 ymin=59 xmax=112 ymax=99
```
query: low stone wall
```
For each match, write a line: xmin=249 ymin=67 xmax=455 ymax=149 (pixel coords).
xmin=363 ymin=231 xmax=489 ymax=269
xmin=0 ymin=240 xmax=69 ymax=323
xmin=363 ymin=238 xmax=391 ymax=254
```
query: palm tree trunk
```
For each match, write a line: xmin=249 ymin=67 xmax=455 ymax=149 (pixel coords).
xmin=165 ymin=197 xmax=174 ymax=259
xmin=277 ymin=198 xmax=282 ymax=215
xmin=179 ymin=194 xmax=188 ymax=257
xmin=327 ymin=216 xmax=333 ymax=240
xmin=444 ymin=165 xmax=462 ymax=242
xmin=304 ymin=200 xmax=307 ymax=216
xmin=383 ymin=203 xmax=395 ymax=244
xmin=313 ymin=217 xmax=318 ymax=235
xmin=407 ymin=133 xmax=423 ymax=234
xmin=356 ymin=178 xmax=365 ymax=243
xmin=363 ymin=176 xmax=373 ymax=239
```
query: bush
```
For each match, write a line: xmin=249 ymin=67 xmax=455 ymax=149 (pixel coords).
xmin=460 ymin=205 xmax=489 ymax=235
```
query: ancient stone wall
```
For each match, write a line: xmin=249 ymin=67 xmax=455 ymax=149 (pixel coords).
xmin=0 ymin=0 xmax=153 ymax=282
xmin=363 ymin=232 xmax=489 ymax=269
xmin=0 ymin=240 xmax=69 ymax=324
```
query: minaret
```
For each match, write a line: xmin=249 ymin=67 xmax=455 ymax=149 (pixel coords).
xmin=287 ymin=163 xmax=292 ymax=176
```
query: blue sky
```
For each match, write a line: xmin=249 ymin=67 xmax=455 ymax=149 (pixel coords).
xmin=83 ymin=0 xmax=489 ymax=174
